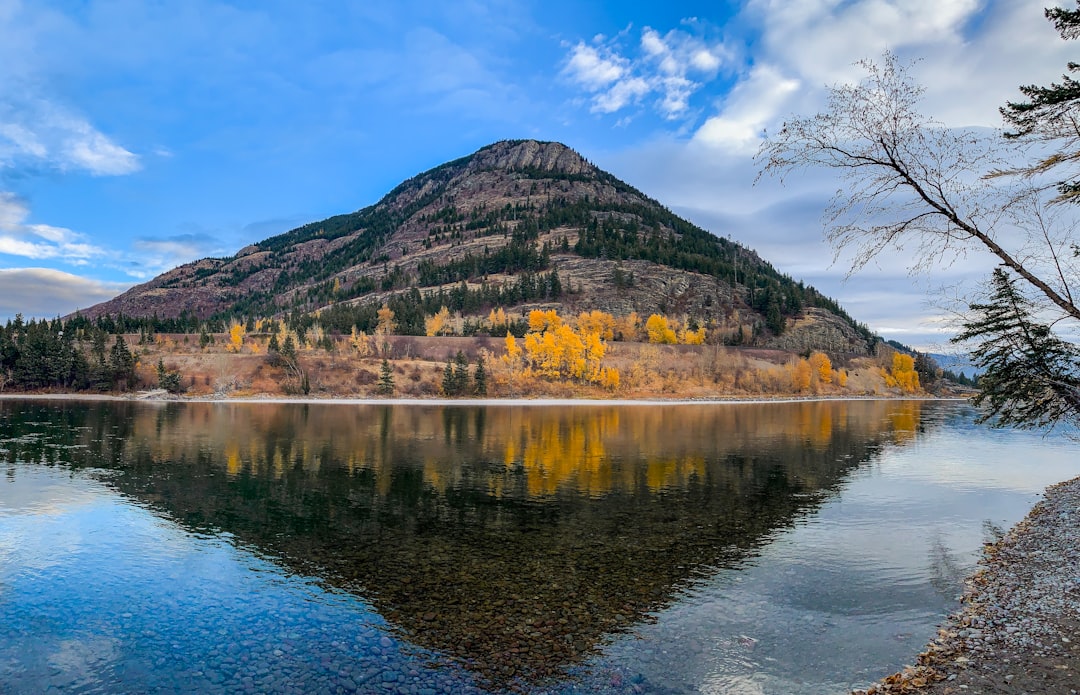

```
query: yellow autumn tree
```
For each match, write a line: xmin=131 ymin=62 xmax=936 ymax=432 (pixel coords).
xmin=487 ymin=307 xmax=508 ymax=331
xmin=517 ymin=310 xmax=618 ymax=388
xmin=350 ymin=327 xmax=373 ymax=357
xmin=375 ymin=304 xmax=396 ymax=336
xmin=425 ymin=306 xmax=452 ymax=337
xmin=615 ymin=311 xmax=642 ymax=341
xmin=528 ymin=309 xmax=562 ymax=333
xmin=809 ymin=351 xmax=833 ymax=384
xmin=228 ymin=323 xmax=245 ymax=353
xmin=680 ymin=324 xmax=707 ymax=345
xmin=645 ymin=314 xmax=678 ymax=344
xmin=576 ymin=310 xmax=616 ymax=341
xmin=790 ymin=358 xmax=812 ymax=392
xmin=890 ymin=353 xmax=920 ymax=393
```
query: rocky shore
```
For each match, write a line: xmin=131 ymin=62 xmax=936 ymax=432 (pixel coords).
xmin=857 ymin=476 xmax=1080 ymax=695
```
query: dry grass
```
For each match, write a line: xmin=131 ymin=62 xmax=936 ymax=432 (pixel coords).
xmin=127 ymin=333 xmax=905 ymax=399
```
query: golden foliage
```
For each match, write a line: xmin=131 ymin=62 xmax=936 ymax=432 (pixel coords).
xmin=890 ymin=353 xmax=920 ymax=393
xmin=680 ymin=325 xmax=707 ymax=345
xmin=503 ymin=310 xmax=620 ymax=388
xmin=789 ymin=358 xmax=812 ymax=392
xmin=375 ymin=304 xmax=396 ymax=336
xmin=809 ymin=351 xmax=833 ymax=384
xmin=645 ymin=314 xmax=677 ymax=344
xmin=576 ymin=310 xmax=616 ymax=341
xmin=615 ymin=311 xmax=641 ymax=341
xmin=528 ymin=309 xmax=562 ymax=333
xmin=228 ymin=323 xmax=245 ymax=353
xmin=425 ymin=306 xmax=452 ymax=337
xmin=349 ymin=327 xmax=373 ymax=357
xmin=487 ymin=307 xmax=508 ymax=331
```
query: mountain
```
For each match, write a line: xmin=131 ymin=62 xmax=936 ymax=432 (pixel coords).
xmin=78 ymin=140 xmax=873 ymax=352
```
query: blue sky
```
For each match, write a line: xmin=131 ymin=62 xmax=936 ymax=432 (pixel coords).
xmin=0 ymin=0 xmax=1073 ymax=349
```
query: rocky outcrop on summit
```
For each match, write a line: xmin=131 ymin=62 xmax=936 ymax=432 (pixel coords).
xmin=469 ymin=140 xmax=593 ymax=175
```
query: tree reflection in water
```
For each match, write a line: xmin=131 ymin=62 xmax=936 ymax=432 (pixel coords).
xmin=0 ymin=399 xmax=928 ymax=688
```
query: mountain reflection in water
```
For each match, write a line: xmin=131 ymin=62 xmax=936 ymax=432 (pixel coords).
xmin=0 ymin=399 xmax=928 ymax=687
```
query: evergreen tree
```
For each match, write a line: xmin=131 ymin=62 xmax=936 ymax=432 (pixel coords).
xmin=281 ymin=334 xmax=297 ymax=362
xmin=473 ymin=352 xmax=487 ymax=396
xmin=453 ymin=350 xmax=470 ymax=395
xmin=156 ymin=359 xmax=184 ymax=393
xmin=441 ymin=350 xmax=472 ymax=396
xmin=109 ymin=335 xmax=137 ymax=390
xmin=1001 ymin=4 xmax=1080 ymax=202
xmin=442 ymin=359 xmax=455 ymax=395
xmin=952 ymin=269 xmax=1080 ymax=428
xmin=378 ymin=358 xmax=395 ymax=395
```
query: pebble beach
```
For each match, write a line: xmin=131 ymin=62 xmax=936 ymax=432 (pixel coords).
xmin=856 ymin=476 xmax=1080 ymax=695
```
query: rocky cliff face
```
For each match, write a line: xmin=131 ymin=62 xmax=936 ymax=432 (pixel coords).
xmin=77 ymin=140 xmax=872 ymax=354
xmin=767 ymin=308 xmax=872 ymax=355
xmin=468 ymin=139 xmax=593 ymax=175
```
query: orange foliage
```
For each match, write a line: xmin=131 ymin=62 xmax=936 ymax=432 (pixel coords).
xmin=789 ymin=358 xmax=812 ymax=392
xmin=809 ymin=351 xmax=832 ymax=384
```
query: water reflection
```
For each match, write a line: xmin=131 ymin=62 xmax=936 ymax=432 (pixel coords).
xmin=1 ymin=399 xmax=927 ymax=688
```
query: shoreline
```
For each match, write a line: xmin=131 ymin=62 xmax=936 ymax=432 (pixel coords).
xmin=855 ymin=475 xmax=1080 ymax=695
xmin=0 ymin=392 xmax=963 ymax=407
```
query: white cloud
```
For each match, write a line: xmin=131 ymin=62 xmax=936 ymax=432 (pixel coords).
xmin=0 ymin=98 xmax=140 ymax=176
xmin=593 ymin=76 xmax=651 ymax=113
xmin=694 ymin=64 xmax=800 ymax=152
xmin=130 ymin=231 xmax=231 ymax=274
xmin=562 ymin=26 xmax=732 ymax=120
xmin=0 ymin=267 xmax=130 ymax=320
xmin=564 ymin=42 xmax=627 ymax=90
xmin=0 ymin=192 xmax=105 ymax=261
xmin=572 ymin=1 xmax=1080 ymax=347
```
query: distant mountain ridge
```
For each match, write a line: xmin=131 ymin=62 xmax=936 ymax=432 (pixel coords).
xmin=79 ymin=140 xmax=874 ymax=353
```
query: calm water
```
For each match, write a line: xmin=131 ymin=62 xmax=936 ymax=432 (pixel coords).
xmin=1 ymin=399 xmax=1077 ymax=694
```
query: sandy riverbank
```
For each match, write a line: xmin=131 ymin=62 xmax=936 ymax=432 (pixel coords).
xmin=856 ymin=476 xmax=1080 ymax=695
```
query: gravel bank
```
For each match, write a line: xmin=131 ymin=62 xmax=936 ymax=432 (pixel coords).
xmin=856 ymin=476 xmax=1080 ymax=695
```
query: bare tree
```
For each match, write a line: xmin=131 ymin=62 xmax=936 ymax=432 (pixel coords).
xmin=757 ymin=51 xmax=1080 ymax=428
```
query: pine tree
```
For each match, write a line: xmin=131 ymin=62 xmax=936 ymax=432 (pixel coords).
xmin=378 ymin=358 xmax=395 ymax=395
xmin=442 ymin=359 xmax=455 ymax=396
xmin=473 ymin=353 xmax=487 ymax=396
xmin=281 ymin=334 xmax=297 ymax=362
xmin=109 ymin=335 xmax=137 ymax=390
xmin=1001 ymin=5 xmax=1080 ymax=202
xmin=953 ymin=269 xmax=1080 ymax=428
xmin=453 ymin=350 xmax=470 ymax=395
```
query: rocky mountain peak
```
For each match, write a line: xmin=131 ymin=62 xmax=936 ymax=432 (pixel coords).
xmin=469 ymin=140 xmax=593 ymax=176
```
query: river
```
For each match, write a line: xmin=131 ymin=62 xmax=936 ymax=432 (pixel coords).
xmin=1 ymin=399 xmax=1076 ymax=694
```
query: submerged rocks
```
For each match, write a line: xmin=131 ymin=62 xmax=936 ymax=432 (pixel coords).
xmin=855 ymin=475 xmax=1080 ymax=695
